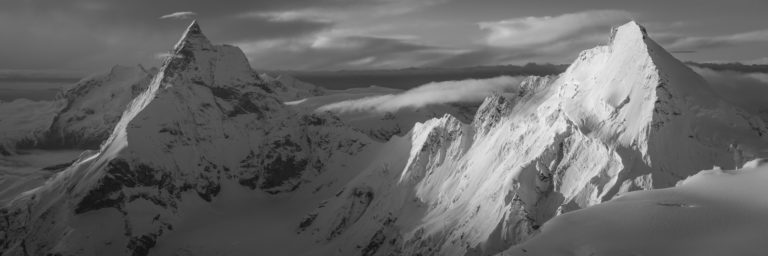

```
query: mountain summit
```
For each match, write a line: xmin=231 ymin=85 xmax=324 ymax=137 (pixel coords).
xmin=293 ymin=21 xmax=768 ymax=256
xmin=0 ymin=21 xmax=370 ymax=256
xmin=173 ymin=20 xmax=212 ymax=52
xmin=1 ymin=21 xmax=766 ymax=256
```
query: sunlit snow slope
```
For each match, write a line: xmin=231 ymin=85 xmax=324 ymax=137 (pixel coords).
xmin=502 ymin=159 xmax=768 ymax=256
xmin=295 ymin=21 xmax=768 ymax=256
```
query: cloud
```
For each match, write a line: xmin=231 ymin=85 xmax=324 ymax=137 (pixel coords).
xmin=421 ymin=10 xmax=634 ymax=68
xmin=659 ymin=29 xmax=768 ymax=50
xmin=316 ymin=76 xmax=523 ymax=113
xmin=478 ymin=10 xmax=633 ymax=49
xmin=0 ymin=0 xmax=442 ymax=71
xmin=159 ymin=11 xmax=197 ymax=20
xmin=238 ymin=0 xmax=447 ymax=22
xmin=242 ymin=10 xmax=333 ymax=23
xmin=241 ymin=9 xmax=637 ymax=70
xmin=241 ymin=34 xmax=458 ymax=70
xmin=691 ymin=66 xmax=768 ymax=115
xmin=741 ymin=57 xmax=768 ymax=65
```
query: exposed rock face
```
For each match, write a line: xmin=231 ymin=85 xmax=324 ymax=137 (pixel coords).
xmin=296 ymin=21 xmax=768 ymax=256
xmin=0 ymin=21 xmax=369 ymax=256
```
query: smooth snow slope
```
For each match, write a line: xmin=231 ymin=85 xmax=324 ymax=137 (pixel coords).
xmin=503 ymin=159 xmax=768 ymax=256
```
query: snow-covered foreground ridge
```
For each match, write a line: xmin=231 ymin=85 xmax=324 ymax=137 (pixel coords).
xmin=503 ymin=159 xmax=768 ymax=256
xmin=0 ymin=20 xmax=767 ymax=256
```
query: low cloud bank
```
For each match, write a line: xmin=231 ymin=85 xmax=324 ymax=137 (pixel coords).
xmin=317 ymin=76 xmax=523 ymax=113
xmin=692 ymin=66 xmax=768 ymax=114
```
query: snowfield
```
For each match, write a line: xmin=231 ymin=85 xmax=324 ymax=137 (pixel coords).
xmin=503 ymin=159 xmax=768 ymax=256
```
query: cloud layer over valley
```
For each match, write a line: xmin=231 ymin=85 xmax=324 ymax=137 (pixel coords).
xmin=317 ymin=76 xmax=523 ymax=113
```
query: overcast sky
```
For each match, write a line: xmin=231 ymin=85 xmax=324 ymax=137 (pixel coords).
xmin=1 ymin=0 xmax=767 ymax=73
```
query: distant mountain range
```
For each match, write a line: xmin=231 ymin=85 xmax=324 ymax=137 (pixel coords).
xmin=4 ymin=62 xmax=767 ymax=92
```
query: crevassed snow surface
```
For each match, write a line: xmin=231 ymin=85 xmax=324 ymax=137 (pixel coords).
xmin=503 ymin=159 xmax=768 ymax=256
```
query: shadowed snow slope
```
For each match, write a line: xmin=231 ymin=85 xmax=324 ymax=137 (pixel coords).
xmin=0 ymin=65 xmax=154 ymax=154
xmin=0 ymin=21 xmax=371 ymax=256
xmin=502 ymin=159 xmax=768 ymax=256
xmin=295 ymin=21 xmax=768 ymax=256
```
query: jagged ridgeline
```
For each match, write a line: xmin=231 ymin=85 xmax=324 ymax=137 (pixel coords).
xmin=0 ymin=21 xmax=370 ymax=255
xmin=1 ymin=20 xmax=767 ymax=256
xmin=292 ymin=21 xmax=768 ymax=256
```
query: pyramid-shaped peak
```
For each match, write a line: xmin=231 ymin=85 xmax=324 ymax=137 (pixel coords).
xmin=609 ymin=21 xmax=649 ymax=45
xmin=619 ymin=21 xmax=648 ymax=36
xmin=173 ymin=20 xmax=212 ymax=52
xmin=187 ymin=20 xmax=202 ymax=34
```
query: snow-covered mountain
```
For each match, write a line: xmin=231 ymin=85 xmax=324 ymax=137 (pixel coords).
xmin=258 ymin=73 xmax=326 ymax=101
xmin=0 ymin=21 xmax=371 ymax=255
xmin=1 ymin=20 xmax=767 ymax=256
xmin=293 ymin=21 xmax=768 ymax=255
xmin=45 ymin=65 xmax=156 ymax=148
xmin=0 ymin=65 xmax=155 ymax=154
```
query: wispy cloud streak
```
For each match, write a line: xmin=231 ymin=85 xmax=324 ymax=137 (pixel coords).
xmin=159 ymin=12 xmax=197 ymax=20
xmin=317 ymin=76 xmax=523 ymax=113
